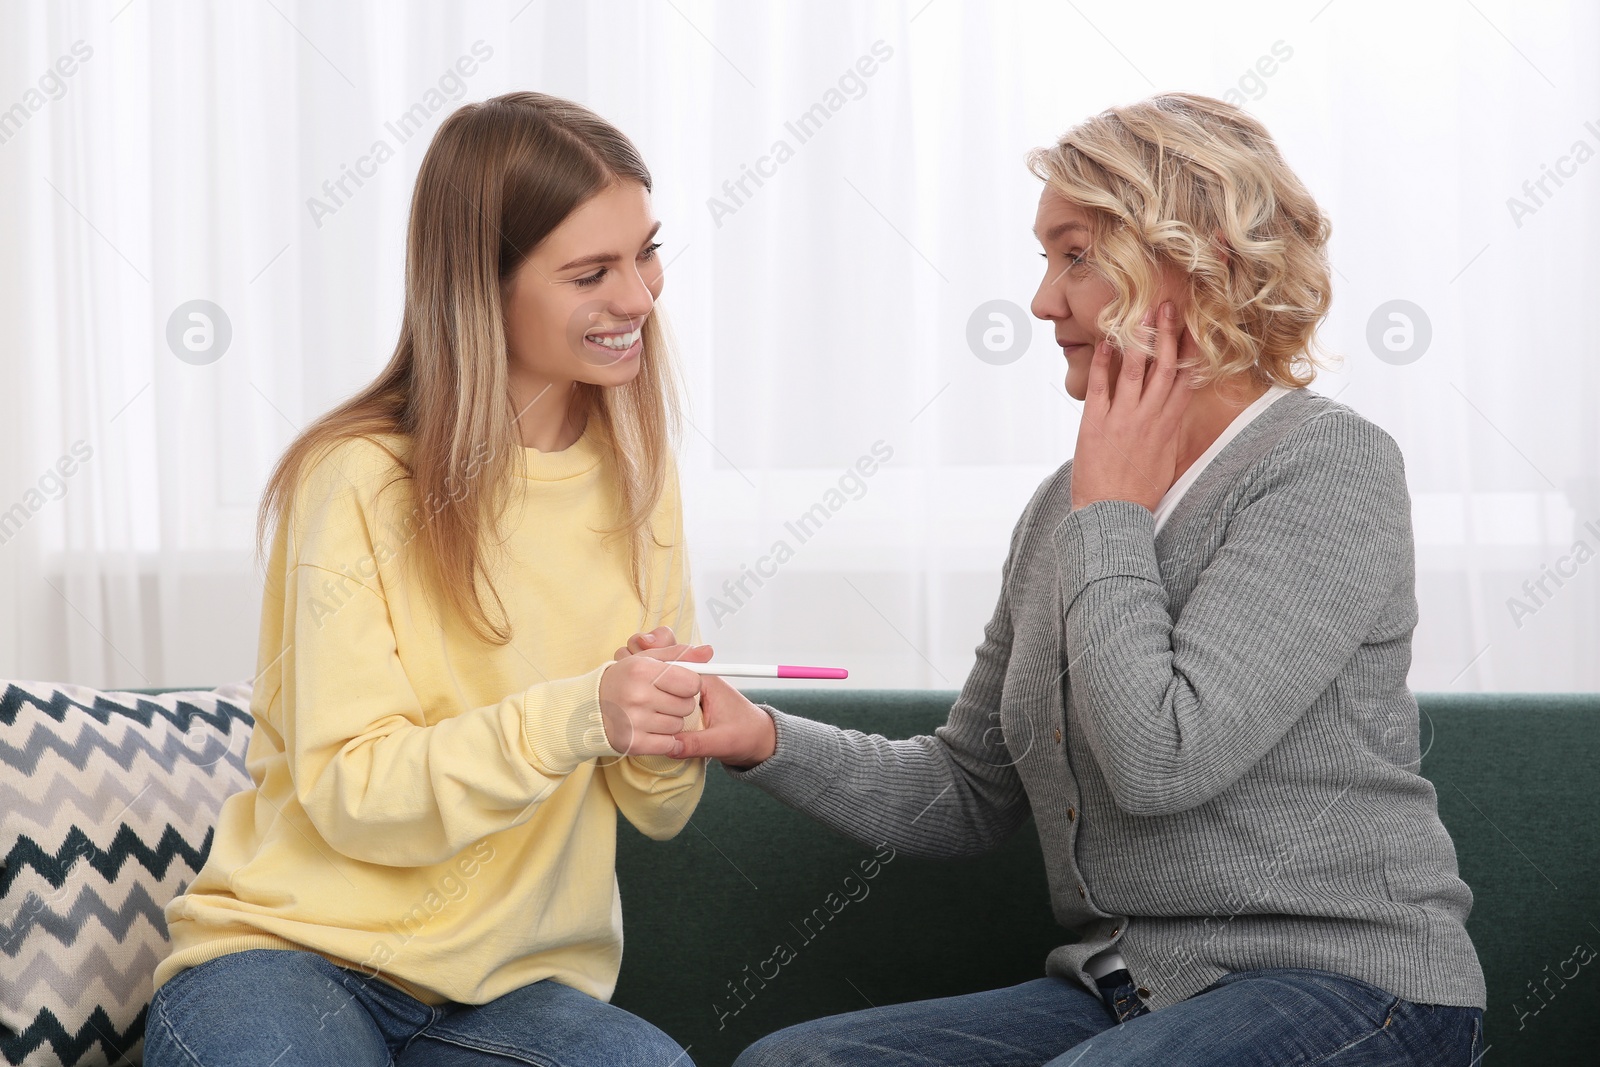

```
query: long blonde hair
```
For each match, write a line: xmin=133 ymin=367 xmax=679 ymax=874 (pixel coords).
xmin=1027 ymin=92 xmax=1335 ymax=393
xmin=256 ymin=91 xmax=681 ymax=645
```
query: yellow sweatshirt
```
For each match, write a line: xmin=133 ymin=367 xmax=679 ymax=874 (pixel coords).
xmin=154 ymin=423 xmax=705 ymax=1005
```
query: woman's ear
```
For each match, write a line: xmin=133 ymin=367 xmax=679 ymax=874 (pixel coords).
xmin=1211 ymin=228 xmax=1230 ymax=265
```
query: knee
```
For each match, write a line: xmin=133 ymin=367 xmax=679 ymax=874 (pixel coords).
xmin=164 ymin=950 xmax=333 ymax=1011
xmin=734 ymin=1025 xmax=848 ymax=1067
xmin=144 ymin=949 xmax=351 ymax=1061
xmin=481 ymin=981 xmax=695 ymax=1066
xmin=142 ymin=993 xmax=197 ymax=1067
xmin=610 ymin=1018 xmax=693 ymax=1065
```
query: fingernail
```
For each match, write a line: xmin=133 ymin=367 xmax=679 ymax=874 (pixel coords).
xmin=1162 ymin=301 xmax=1175 ymax=321
xmin=641 ymin=634 xmax=654 ymax=644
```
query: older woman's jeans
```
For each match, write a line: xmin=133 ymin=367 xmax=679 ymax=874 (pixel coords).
xmin=734 ymin=966 xmax=1483 ymax=1067
xmin=144 ymin=948 xmax=692 ymax=1067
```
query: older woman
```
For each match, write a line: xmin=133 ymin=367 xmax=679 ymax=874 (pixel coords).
xmin=647 ymin=92 xmax=1485 ymax=1066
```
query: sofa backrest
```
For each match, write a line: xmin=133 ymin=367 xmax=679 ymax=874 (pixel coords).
xmin=87 ymin=687 xmax=1598 ymax=1066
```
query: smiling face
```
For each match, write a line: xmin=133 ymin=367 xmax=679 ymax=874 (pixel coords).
xmin=1030 ymin=186 xmax=1189 ymax=402
xmin=503 ymin=180 xmax=664 ymax=401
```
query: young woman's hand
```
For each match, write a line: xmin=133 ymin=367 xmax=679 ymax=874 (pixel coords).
xmin=597 ymin=641 xmax=713 ymax=756
xmin=667 ymin=674 xmax=776 ymax=769
xmin=1070 ymin=300 xmax=1196 ymax=514
xmin=611 ymin=627 xmax=777 ymax=767
xmin=612 ymin=625 xmax=683 ymax=660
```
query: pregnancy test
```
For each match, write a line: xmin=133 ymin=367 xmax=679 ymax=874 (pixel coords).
xmin=672 ymin=662 xmax=848 ymax=680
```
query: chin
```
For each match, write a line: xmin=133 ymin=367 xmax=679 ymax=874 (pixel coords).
xmin=586 ymin=358 xmax=645 ymax=389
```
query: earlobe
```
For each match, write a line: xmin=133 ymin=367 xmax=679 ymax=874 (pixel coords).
xmin=1211 ymin=228 xmax=1230 ymax=263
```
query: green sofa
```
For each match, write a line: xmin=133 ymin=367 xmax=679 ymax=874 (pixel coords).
xmin=140 ymin=688 xmax=1599 ymax=1066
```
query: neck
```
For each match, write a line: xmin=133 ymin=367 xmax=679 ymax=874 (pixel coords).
xmin=1171 ymin=373 xmax=1271 ymax=482
xmin=509 ymin=375 xmax=582 ymax=451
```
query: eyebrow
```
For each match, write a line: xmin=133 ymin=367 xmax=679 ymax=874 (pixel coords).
xmin=556 ymin=220 xmax=664 ymax=272
xmin=1033 ymin=221 xmax=1089 ymax=242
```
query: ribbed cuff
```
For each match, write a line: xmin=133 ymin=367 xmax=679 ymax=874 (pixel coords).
xmin=522 ymin=663 xmax=623 ymax=773
xmin=1053 ymin=498 xmax=1161 ymax=612
xmin=719 ymin=706 xmax=838 ymax=805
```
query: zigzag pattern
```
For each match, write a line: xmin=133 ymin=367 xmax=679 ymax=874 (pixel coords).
xmin=0 ymin=826 xmax=214 ymax=900
xmin=1 ymin=882 xmax=169 ymax=957
xmin=0 ymin=681 xmax=255 ymax=1066
xmin=0 ymin=1002 xmax=144 ymax=1067
xmin=0 ymin=764 xmax=246 ymax=840
xmin=0 ymin=683 xmax=252 ymax=736
xmin=0 ymin=718 xmax=248 ymax=780
xmin=0 ymin=942 xmax=164 ymax=1015
xmin=2 ymin=764 xmax=246 ymax=844
xmin=1 ymin=859 xmax=189 ymax=912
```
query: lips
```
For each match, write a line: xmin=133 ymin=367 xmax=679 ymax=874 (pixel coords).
xmin=580 ymin=322 xmax=643 ymax=363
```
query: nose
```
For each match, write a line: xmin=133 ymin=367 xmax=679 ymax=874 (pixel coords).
xmin=587 ymin=260 xmax=656 ymax=332
xmin=1031 ymin=269 xmax=1065 ymax=323
xmin=618 ymin=269 xmax=656 ymax=323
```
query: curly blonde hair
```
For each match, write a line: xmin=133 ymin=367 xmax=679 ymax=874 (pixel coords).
xmin=1027 ymin=92 xmax=1336 ymax=393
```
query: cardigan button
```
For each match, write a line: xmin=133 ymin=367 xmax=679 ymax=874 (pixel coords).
xmin=1077 ymin=883 xmax=1086 ymax=899
xmin=1137 ymin=987 xmax=1151 ymax=997
xmin=1067 ymin=806 xmax=1076 ymax=821
xmin=1054 ymin=727 xmax=1063 ymax=743
xmin=1111 ymin=926 xmax=1120 ymax=937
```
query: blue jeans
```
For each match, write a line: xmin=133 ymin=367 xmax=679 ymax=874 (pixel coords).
xmin=144 ymin=948 xmax=692 ymax=1066
xmin=734 ymin=967 xmax=1484 ymax=1066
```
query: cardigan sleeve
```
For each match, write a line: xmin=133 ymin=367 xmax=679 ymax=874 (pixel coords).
xmin=718 ymin=486 xmax=1042 ymax=859
xmin=1052 ymin=412 xmax=1412 ymax=817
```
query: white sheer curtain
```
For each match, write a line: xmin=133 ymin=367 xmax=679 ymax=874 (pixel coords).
xmin=2 ymin=0 xmax=1596 ymax=691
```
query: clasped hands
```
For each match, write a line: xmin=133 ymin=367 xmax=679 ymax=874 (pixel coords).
xmin=597 ymin=626 xmax=775 ymax=768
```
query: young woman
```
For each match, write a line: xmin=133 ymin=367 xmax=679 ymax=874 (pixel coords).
xmin=146 ymin=92 xmax=709 ymax=1066
xmin=639 ymin=93 xmax=1487 ymax=1065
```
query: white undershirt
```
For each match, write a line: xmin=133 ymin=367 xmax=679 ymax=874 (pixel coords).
xmin=1081 ymin=382 xmax=1293 ymax=984
xmin=1152 ymin=383 xmax=1293 ymax=536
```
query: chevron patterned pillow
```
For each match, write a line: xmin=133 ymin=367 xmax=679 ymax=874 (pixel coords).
xmin=0 ymin=681 xmax=254 ymax=1067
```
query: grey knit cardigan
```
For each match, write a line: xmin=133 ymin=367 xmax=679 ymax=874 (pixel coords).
xmin=725 ymin=386 xmax=1486 ymax=1012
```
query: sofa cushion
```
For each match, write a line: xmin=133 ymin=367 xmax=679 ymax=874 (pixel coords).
xmin=0 ymin=681 xmax=253 ymax=1067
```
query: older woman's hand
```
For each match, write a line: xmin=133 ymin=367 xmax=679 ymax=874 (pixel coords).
xmin=668 ymin=673 xmax=776 ymax=768
xmin=1069 ymin=300 xmax=1196 ymax=514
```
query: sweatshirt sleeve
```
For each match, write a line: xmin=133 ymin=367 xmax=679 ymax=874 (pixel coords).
xmin=719 ymin=487 xmax=1039 ymax=859
xmin=268 ymin=439 xmax=627 ymax=867
xmin=1052 ymin=412 xmax=1411 ymax=817
xmin=599 ymin=462 xmax=707 ymax=841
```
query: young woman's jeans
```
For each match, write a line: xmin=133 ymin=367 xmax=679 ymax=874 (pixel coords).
xmin=144 ymin=948 xmax=692 ymax=1067
xmin=734 ymin=966 xmax=1484 ymax=1067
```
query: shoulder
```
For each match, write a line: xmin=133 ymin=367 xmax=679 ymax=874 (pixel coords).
xmin=290 ymin=433 xmax=411 ymax=522
xmin=302 ymin=433 xmax=407 ymax=485
xmin=1208 ymin=392 xmax=1413 ymax=546
xmin=1252 ymin=393 xmax=1408 ymax=491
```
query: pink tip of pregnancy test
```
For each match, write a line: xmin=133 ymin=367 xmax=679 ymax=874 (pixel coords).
xmin=776 ymin=664 xmax=849 ymax=680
